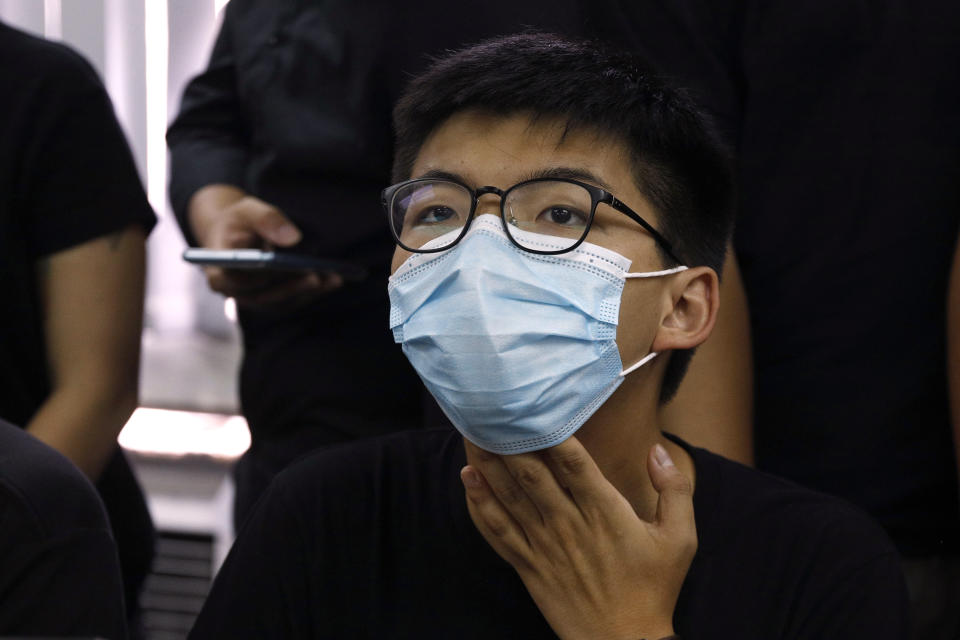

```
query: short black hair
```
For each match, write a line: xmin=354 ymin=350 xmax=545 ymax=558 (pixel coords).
xmin=392 ymin=33 xmax=735 ymax=403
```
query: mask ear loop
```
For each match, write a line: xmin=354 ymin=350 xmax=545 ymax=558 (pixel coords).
xmin=617 ymin=265 xmax=686 ymax=377
xmin=623 ymin=265 xmax=688 ymax=279
xmin=619 ymin=351 xmax=659 ymax=377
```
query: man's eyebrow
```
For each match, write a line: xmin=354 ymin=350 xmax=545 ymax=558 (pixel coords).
xmin=520 ymin=167 xmax=614 ymax=192
xmin=412 ymin=167 xmax=614 ymax=191
xmin=413 ymin=169 xmax=470 ymax=184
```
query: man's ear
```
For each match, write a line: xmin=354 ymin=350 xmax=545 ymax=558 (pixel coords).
xmin=651 ymin=266 xmax=720 ymax=352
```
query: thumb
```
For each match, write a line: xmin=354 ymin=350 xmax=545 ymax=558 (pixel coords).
xmin=648 ymin=443 xmax=695 ymax=535
xmin=244 ymin=200 xmax=302 ymax=247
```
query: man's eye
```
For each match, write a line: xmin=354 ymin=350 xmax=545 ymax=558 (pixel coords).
xmin=537 ymin=206 xmax=588 ymax=227
xmin=416 ymin=206 xmax=457 ymax=224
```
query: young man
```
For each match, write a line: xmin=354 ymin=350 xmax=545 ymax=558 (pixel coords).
xmin=168 ymin=0 xmax=753 ymax=533
xmin=189 ymin=34 xmax=907 ymax=639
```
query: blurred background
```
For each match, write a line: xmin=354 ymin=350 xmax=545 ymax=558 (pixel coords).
xmin=1 ymin=1 xmax=245 ymax=637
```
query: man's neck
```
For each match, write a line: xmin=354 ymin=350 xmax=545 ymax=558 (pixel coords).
xmin=577 ymin=399 xmax=696 ymax=522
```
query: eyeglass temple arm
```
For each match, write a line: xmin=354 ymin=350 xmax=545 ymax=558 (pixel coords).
xmin=607 ymin=196 xmax=684 ymax=265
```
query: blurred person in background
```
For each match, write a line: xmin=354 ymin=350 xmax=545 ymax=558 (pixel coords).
xmin=167 ymin=0 xmax=753 ymax=530
xmin=0 ymin=417 xmax=127 ymax=639
xmin=0 ymin=20 xmax=157 ymax=636
xmin=590 ymin=2 xmax=960 ymax=637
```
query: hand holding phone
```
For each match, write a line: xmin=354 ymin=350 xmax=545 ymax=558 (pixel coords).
xmin=185 ymin=187 xmax=351 ymax=307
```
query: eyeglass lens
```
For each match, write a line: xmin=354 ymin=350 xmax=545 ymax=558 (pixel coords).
xmin=390 ymin=179 xmax=593 ymax=252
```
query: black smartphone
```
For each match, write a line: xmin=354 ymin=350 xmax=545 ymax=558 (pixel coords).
xmin=183 ymin=248 xmax=367 ymax=282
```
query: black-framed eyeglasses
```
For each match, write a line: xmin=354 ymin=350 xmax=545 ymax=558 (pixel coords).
xmin=382 ymin=177 xmax=683 ymax=263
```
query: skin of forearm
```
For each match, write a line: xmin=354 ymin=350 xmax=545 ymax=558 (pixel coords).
xmin=947 ymin=232 xmax=960 ymax=496
xmin=27 ymin=382 xmax=138 ymax=480
xmin=31 ymin=225 xmax=147 ymax=481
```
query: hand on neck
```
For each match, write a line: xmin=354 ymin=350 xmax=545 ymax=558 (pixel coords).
xmin=576 ymin=387 xmax=696 ymax=523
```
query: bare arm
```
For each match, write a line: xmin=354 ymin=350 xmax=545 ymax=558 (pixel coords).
xmin=948 ymin=228 xmax=960 ymax=494
xmin=26 ymin=225 xmax=146 ymax=480
xmin=660 ymin=245 xmax=754 ymax=465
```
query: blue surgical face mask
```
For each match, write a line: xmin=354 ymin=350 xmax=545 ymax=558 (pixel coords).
xmin=388 ymin=215 xmax=687 ymax=455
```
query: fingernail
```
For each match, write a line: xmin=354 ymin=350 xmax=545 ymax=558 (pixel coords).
xmin=461 ymin=467 xmax=482 ymax=489
xmin=271 ymin=223 xmax=301 ymax=245
xmin=654 ymin=443 xmax=675 ymax=468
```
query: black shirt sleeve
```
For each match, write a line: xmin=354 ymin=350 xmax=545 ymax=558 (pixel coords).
xmin=166 ymin=5 xmax=251 ymax=246
xmin=790 ymin=550 xmax=909 ymax=639
xmin=676 ymin=440 xmax=911 ymax=640
xmin=790 ymin=503 xmax=909 ymax=639
xmin=17 ymin=36 xmax=156 ymax=259
xmin=187 ymin=473 xmax=313 ymax=639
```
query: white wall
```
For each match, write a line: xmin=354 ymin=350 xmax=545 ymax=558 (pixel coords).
xmin=0 ymin=0 xmax=43 ymax=38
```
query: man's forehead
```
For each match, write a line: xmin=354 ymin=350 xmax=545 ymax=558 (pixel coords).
xmin=410 ymin=110 xmax=630 ymax=188
xmin=412 ymin=166 xmax=617 ymax=192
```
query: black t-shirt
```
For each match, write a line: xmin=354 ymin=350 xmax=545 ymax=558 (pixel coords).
xmin=190 ymin=428 xmax=908 ymax=639
xmin=0 ymin=418 xmax=126 ymax=639
xmin=0 ymin=21 xmax=156 ymax=427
